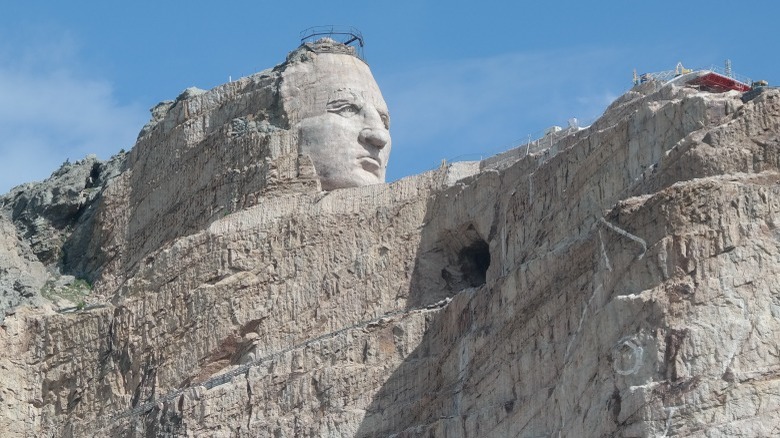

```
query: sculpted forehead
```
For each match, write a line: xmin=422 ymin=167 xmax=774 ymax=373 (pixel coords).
xmin=281 ymin=53 xmax=388 ymax=122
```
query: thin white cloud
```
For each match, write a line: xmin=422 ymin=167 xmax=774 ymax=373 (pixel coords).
xmin=0 ymin=35 xmax=147 ymax=194
xmin=379 ymin=48 xmax=629 ymax=180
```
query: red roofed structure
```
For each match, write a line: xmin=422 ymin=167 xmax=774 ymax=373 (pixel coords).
xmin=686 ymin=71 xmax=751 ymax=92
xmin=635 ymin=61 xmax=754 ymax=93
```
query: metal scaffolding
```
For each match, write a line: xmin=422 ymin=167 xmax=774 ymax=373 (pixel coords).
xmin=634 ymin=60 xmax=752 ymax=93
xmin=299 ymin=25 xmax=365 ymax=60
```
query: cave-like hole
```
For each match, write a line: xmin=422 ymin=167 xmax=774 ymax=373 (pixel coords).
xmin=410 ymin=223 xmax=493 ymax=308
xmin=436 ymin=225 xmax=491 ymax=292
xmin=458 ymin=239 xmax=490 ymax=287
xmin=85 ymin=163 xmax=101 ymax=188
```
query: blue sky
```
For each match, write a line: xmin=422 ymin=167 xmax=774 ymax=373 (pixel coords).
xmin=1 ymin=1 xmax=778 ymax=193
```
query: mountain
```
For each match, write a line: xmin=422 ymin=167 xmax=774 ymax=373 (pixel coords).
xmin=1 ymin=42 xmax=779 ymax=436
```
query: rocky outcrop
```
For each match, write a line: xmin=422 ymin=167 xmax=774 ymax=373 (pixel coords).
xmin=1 ymin=54 xmax=779 ymax=437
xmin=0 ymin=214 xmax=47 ymax=319
xmin=0 ymin=153 xmax=126 ymax=318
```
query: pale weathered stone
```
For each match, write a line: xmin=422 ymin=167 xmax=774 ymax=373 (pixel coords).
xmin=282 ymin=40 xmax=392 ymax=190
xmin=0 ymin=41 xmax=779 ymax=438
xmin=0 ymin=214 xmax=48 ymax=320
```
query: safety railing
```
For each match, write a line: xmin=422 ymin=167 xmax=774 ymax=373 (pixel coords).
xmin=299 ymin=25 xmax=365 ymax=60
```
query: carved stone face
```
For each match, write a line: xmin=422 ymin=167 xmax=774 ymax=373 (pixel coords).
xmin=282 ymin=52 xmax=391 ymax=190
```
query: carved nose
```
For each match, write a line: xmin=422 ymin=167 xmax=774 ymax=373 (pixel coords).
xmin=359 ymin=128 xmax=390 ymax=149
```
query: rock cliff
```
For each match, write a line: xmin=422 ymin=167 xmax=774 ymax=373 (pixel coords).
xmin=1 ymin=46 xmax=779 ymax=437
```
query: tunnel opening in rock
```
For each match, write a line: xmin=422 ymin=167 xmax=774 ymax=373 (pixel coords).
xmin=410 ymin=222 xmax=492 ymax=308
xmin=437 ymin=224 xmax=491 ymax=293
xmin=457 ymin=238 xmax=490 ymax=287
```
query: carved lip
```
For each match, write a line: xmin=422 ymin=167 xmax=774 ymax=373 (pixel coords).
xmin=358 ymin=156 xmax=382 ymax=175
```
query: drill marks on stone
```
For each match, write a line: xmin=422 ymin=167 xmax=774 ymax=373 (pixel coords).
xmin=383 ymin=394 xmax=531 ymax=437
xmin=500 ymin=224 xmax=509 ymax=277
xmin=559 ymin=280 xmax=607 ymax=431
xmin=598 ymin=217 xmax=647 ymax=260
xmin=717 ymin=274 xmax=753 ymax=374
xmin=721 ymin=321 xmax=753 ymax=376
xmin=564 ymin=284 xmax=603 ymax=365
xmin=452 ymin=338 xmax=470 ymax=417
xmin=244 ymin=367 xmax=254 ymax=430
xmin=557 ymin=226 xmax=616 ymax=434
xmin=598 ymin=229 xmax=613 ymax=272
xmin=659 ymin=405 xmax=682 ymax=438
xmin=612 ymin=336 xmax=644 ymax=376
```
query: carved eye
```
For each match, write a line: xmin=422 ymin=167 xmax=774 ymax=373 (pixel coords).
xmin=328 ymin=102 xmax=360 ymax=117
xmin=380 ymin=113 xmax=390 ymax=130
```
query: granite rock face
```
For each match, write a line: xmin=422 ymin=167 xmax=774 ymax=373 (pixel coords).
xmin=1 ymin=50 xmax=780 ymax=437
xmin=0 ymin=153 xmax=126 ymax=319
xmin=0 ymin=214 xmax=47 ymax=319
